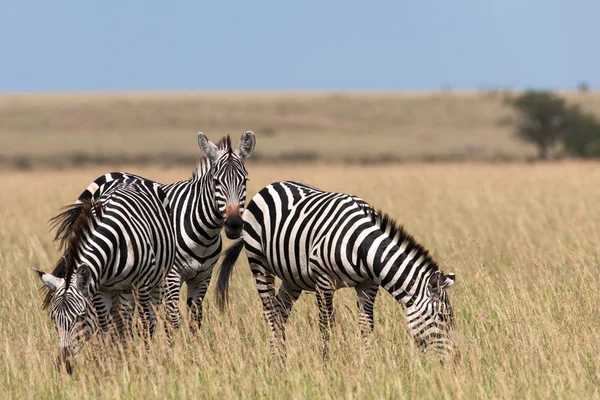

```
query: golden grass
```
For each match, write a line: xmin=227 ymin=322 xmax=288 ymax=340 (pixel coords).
xmin=3 ymin=91 xmax=599 ymax=164
xmin=1 ymin=162 xmax=600 ymax=398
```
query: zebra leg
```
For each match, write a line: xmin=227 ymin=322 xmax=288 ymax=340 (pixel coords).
xmin=112 ymin=293 xmax=135 ymax=344
xmin=251 ymin=262 xmax=283 ymax=355
xmin=93 ymin=292 xmax=114 ymax=333
xmin=355 ymin=282 xmax=378 ymax=363
xmin=138 ymin=285 xmax=162 ymax=342
xmin=91 ymin=293 xmax=116 ymax=354
xmin=316 ymin=279 xmax=335 ymax=361
xmin=186 ymin=275 xmax=211 ymax=334
xmin=273 ymin=282 xmax=302 ymax=343
xmin=165 ymin=266 xmax=183 ymax=333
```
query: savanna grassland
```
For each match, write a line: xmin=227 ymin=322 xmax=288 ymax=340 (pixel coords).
xmin=2 ymin=91 xmax=600 ymax=168
xmin=1 ymin=162 xmax=599 ymax=399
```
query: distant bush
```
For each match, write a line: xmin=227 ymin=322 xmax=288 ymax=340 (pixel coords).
xmin=562 ymin=107 xmax=600 ymax=158
xmin=507 ymin=90 xmax=600 ymax=159
xmin=577 ymin=81 xmax=590 ymax=93
xmin=507 ymin=91 xmax=570 ymax=159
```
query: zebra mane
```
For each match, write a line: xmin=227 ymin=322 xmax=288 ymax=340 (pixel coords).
xmin=42 ymin=201 xmax=102 ymax=309
xmin=371 ymin=209 xmax=440 ymax=275
xmin=192 ymin=135 xmax=233 ymax=178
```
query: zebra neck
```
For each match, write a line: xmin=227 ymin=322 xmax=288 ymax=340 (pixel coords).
xmin=371 ymin=237 xmax=437 ymax=305
xmin=189 ymin=171 xmax=224 ymax=229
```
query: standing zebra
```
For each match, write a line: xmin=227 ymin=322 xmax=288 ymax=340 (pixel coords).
xmin=52 ymin=131 xmax=256 ymax=332
xmin=34 ymin=177 xmax=176 ymax=374
xmin=216 ymin=181 xmax=459 ymax=361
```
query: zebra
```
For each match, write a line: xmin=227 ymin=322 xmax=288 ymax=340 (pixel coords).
xmin=34 ymin=177 xmax=176 ymax=374
xmin=215 ymin=181 xmax=459 ymax=361
xmin=47 ymin=131 xmax=256 ymax=332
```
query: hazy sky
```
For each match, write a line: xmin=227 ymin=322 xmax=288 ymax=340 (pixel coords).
xmin=1 ymin=1 xmax=598 ymax=91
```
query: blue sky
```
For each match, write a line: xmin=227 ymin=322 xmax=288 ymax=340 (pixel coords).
xmin=0 ymin=0 xmax=598 ymax=91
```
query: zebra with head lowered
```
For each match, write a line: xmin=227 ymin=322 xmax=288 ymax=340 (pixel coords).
xmin=216 ymin=181 xmax=459 ymax=362
xmin=34 ymin=177 xmax=176 ymax=374
xmin=64 ymin=131 xmax=256 ymax=332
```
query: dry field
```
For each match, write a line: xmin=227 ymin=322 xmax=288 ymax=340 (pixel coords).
xmin=1 ymin=162 xmax=599 ymax=399
xmin=2 ymin=91 xmax=600 ymax=167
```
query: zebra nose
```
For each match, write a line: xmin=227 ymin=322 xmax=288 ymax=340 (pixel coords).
xmin=224 ymin=215 xmax=243 ymax=239
xmin=56 ymin=348 xmax=74 ymax=375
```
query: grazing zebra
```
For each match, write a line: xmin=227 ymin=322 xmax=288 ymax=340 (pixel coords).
xmin=216 ymin=181 xmax=459 ymax=361
xmin=34 ymin=178 xmax=176 ymax=374
xmin=48 ymin=131 xmax=256 ymax=332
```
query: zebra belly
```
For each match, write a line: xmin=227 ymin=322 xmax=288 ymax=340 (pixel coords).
xmin=317 ymin=253 xmax=372 ymax=290
xmin=258 ymin=247 xmax=317 ymax=291
xmin=262 ymin=254 xmax=367 ymax=292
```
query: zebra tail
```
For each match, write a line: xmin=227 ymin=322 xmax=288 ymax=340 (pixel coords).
xmin=216 ymin=240 xmax=245 ymax=311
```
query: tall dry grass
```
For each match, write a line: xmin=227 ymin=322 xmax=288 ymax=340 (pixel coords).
xmin=1 ymin=162 xmax=599 ymax=398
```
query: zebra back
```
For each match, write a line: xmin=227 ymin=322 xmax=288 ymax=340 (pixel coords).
xmin=43 ymin=175 xmax=170 ymax=308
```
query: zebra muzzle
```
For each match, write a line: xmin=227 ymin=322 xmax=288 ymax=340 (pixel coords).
xmin=224 ymin=205 xmax=243 ymax=239
xmin=56 ymin=347 xmax=74 ymax=375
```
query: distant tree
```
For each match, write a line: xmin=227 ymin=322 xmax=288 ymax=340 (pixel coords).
xmin=577 ymin=81 xmax=590 ymax=93
xmin=562 ymin=106 xmax=600 ymax=158
xmin=508 ymin=91 xmax=571 ymax=160
xmin=508 ymin=90 xmax=600 ymax=159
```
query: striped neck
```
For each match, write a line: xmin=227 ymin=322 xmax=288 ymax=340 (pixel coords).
xmin=360 ymin=212 xmax=441 ymax=306
xmin=188 ymin=160 xmax=225 ymax=230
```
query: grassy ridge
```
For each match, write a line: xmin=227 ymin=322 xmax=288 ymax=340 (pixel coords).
xmin=1 ymin=162 xmax=599 ymax=398
xmin=3 ymin=91 xmax=600 ymax=168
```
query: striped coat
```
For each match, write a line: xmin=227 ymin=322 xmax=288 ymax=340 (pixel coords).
xmin=216 ymin=181 xmax=459 ymax=361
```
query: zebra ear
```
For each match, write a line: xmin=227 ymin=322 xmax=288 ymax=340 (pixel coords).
xmin=33 ymin=268 xmax=64 ymax=292
xmin=237 ymin=131 xmax=256 ymax=159
xmin=428 ymin=272 xmax=442 ymax=293
xmin=441 ymin=273 xmax=456 ymax=290
xmin=197 ymin=132 xmax=219 ymax=162
xmin=76 ymin=265 xmax=92 ymax=297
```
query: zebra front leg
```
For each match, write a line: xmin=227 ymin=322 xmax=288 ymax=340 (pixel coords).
xmin=93 ymin=292 xmax=114 ymax=334
xmin=90 ymin=292 xmax=117 ymax=361
xmin=355 ymin=282 xmax=378 ymax=364
xmin=316 ymin=279 xmax=335 ymax=361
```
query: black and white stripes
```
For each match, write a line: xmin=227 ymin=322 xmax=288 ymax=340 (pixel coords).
xmin=161 ymin=131 xmax=255 ymax=331
xmin=216 ymin=180 xmax=459 ymax=361
xmin=55 ymin=131 xmax=256 ymax=332
xmin=35 ymin=177 xmax=175 ymax=373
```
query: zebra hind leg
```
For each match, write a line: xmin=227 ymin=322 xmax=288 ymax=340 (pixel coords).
xmin=186 ymin=276 xmax=211 ymax=334
xmin=355 ymin=282 xmax=378 ymax=365
xmin=315 ymin=278 xmax=335 ymax=361
xmin=164 ymin=267 xmax=183 ymax=339
xmin=273 ymin=281 xmax=303 ymax=343
xmin=250 ymin=261 xmax=284 ymax=359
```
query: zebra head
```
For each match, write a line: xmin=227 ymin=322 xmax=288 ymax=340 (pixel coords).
xmin=198 ymin=131 xmax=256 ymax=239
xmin=406 ymin=271 xmax=459 ymax=362
xmin=34 ymin=265 xmax=95 ymax=374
